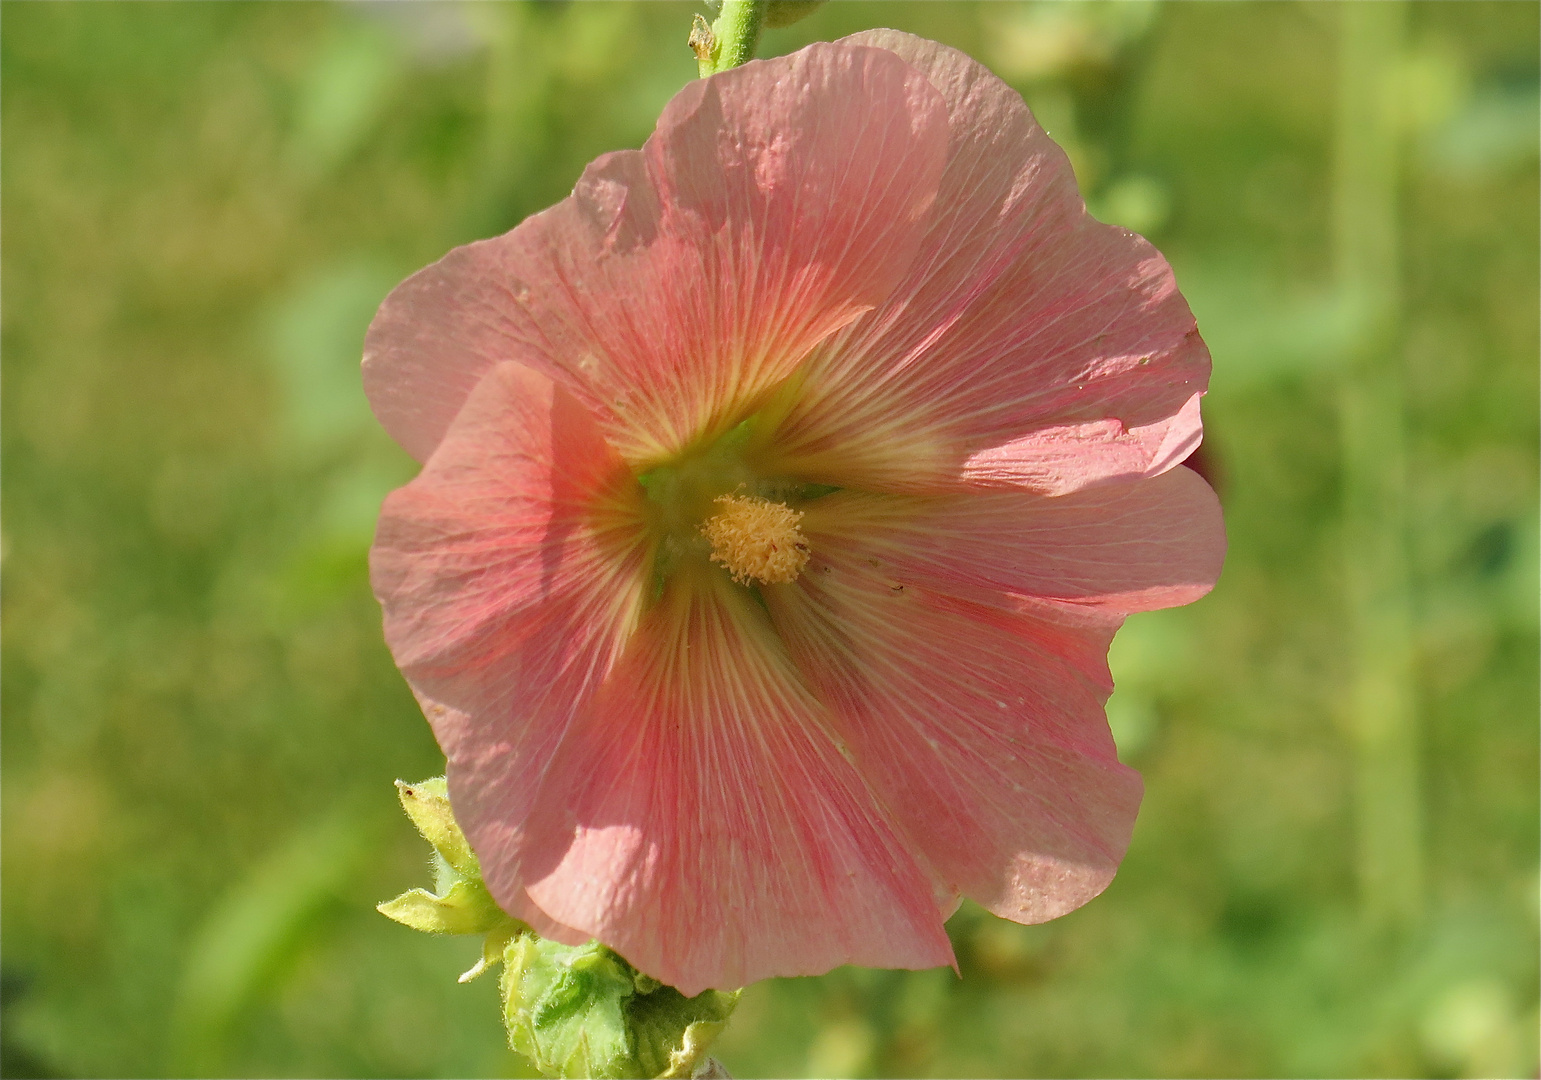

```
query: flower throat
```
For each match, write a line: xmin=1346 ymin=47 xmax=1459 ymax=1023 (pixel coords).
xmin=638 ymin=416 xmax=833 ymax=589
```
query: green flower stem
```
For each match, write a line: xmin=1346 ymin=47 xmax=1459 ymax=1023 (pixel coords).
xmin=696 ymin=2 xmax=767 ymax=77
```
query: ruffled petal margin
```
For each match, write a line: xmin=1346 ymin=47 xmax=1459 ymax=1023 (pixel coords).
xmin=765 ymin=31 xmax=1209 ymax=495
xmin=363 ymin=41 xmax=950 ymax=468
xmin=765 ymin=542 xmax=1143 ymax=925
xmin=761 ymin=466 xmax=1221 ymax=920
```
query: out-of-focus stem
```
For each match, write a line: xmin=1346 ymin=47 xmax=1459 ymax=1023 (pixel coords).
xmin=1333 ymin=0 xmax=1423 ymax=931
xmin=695 ymin=2 xmax=767 ymax=77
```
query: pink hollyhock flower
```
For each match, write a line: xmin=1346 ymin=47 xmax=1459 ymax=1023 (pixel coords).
xmin=365 ymin=31 xmax=1224 ymax=996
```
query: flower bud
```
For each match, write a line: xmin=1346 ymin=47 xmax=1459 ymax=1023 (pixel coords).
xmin=378 ymin=777 xmax=739 ymax=1077
xmin=501 ymin=935 xmax=738 ymax=1079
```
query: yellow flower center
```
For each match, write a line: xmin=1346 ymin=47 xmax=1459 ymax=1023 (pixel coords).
xmin=701 ymin=494 xmax=810 ymax=586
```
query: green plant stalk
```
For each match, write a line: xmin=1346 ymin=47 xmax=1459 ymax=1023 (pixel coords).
xmin=1333 ymin=0 xmax=1423 ymax=932
xmin=699 ymin=1 xmax=767 ymax=77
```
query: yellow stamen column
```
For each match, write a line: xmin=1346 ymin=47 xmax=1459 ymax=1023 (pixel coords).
xmin=701 ymin=494 xmax=810 ymax=586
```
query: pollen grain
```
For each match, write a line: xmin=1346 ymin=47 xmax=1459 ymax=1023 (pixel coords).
xmin=701 ymin=494 xmax=810 ymax=586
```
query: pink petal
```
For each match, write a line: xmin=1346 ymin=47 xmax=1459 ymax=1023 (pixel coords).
xmin=764 ymin=542 xmax=1143 ymax=924
xmin=510 ymin=575 xmax=955 ymax=995
xmin=363 ymin=42 xmax=950 ymax=466
xmin=801 ymin=464 xmax=1225 ymax=614
xmin=369 ymin=361 xmax=651 ymax=931
xmin=764 ymin=31 xmax=1209 ymax=495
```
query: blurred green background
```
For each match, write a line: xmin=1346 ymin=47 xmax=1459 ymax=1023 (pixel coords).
xmin=3 ymin=2 xmax=1536 ymax=1077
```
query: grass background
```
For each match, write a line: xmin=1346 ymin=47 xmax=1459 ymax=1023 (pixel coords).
xmin=2 ymin=2 xmax=1536 ymax=1077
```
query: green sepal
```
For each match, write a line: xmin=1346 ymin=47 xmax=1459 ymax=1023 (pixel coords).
xmin=502 ymin=937 xmax=637 ymax=1079
xmin=376 ymin=879 xmax=509 ymax=936
xmin=500 ymin=936 xmax=739 ymax=1079
xmin=394 ymin=776 xmax=478 ymax=877
xmin=630 ymin=984 xmax=739 ymax=1079
xmin=459 ymin=920 xmax=521 ymax=984
xmin=380 ymin=775 xmax=526 ymax=982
